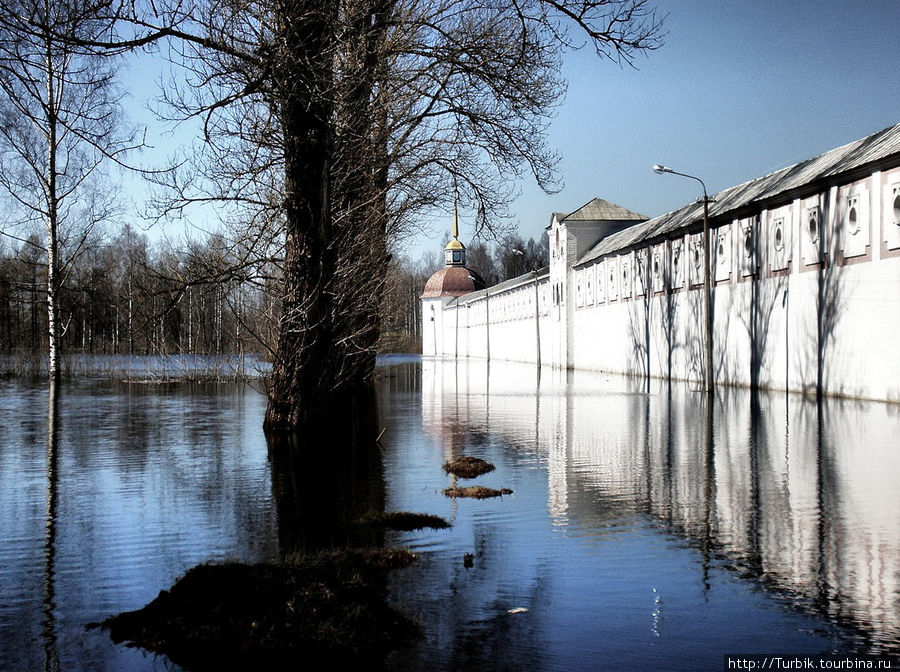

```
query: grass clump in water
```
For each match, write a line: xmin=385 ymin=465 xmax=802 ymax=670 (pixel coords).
xmin=94 ymin=549 xmax=419 ymax=670
xmin=443 ymin=486 xmax=513 ymax=499
xmin=361 ymin=511 xmax=451 ymax=530
xmin=442 ymin=456 xmax=495 ymax=479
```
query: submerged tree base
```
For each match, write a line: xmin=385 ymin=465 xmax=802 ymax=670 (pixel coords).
xmin=94 ymin=549 xmax=419 ymax=670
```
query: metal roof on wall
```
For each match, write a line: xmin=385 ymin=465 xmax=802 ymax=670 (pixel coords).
xmin=448 ymin=267 xmax=549 ymax=306
xmin=563 ymin=197 xmax=648 ymax=223
xmin=577 ymin=121 xmax=900 ymax=267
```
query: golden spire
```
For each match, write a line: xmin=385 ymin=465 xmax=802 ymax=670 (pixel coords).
xmin=452 ymin=191 xmax=459 ymax=241
xmin=444 ymin=189 xmax=465 ymax=262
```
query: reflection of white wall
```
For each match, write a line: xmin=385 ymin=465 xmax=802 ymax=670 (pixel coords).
xmin=824 ymin=403 xmax=900 ymax=643
xmin=421 ymin=359 xmax=900 ymax=649
xmin=757 ymin=399 xmax=820 ymax=589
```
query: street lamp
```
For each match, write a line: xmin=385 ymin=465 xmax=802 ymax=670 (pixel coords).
xmin=653 ymin=164 xmax=714 ymax=393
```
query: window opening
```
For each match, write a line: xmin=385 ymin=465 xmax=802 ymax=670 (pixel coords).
xmin=774 ymin=220 xmax=784 ymax=251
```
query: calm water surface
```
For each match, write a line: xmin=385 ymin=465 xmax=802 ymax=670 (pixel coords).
xmin=0 ymin=356 xmax=897 ymax=671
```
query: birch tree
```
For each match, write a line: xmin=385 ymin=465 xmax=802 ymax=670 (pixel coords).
xmin=0 ymin=0 xmax=137 ymax=378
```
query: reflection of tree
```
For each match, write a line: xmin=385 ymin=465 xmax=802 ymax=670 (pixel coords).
xmin=268 ymin=391 xmax=385 ymax=556
xmin=42 ymin=381 xmax=60 ymax=672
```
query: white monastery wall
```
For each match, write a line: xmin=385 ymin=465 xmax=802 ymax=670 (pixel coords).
xmin=430 ymin=166 xmax=900 ymax=402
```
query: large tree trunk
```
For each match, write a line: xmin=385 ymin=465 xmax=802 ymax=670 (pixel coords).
xmin=264 ymin=2 xmax=338 ymax=431
xmin=265 ymin=0 xmax=392 ymax=431
xmin=329 ymin=0 xmax=390 ymax=386
xmin=264 ymin=107 xmax=334 ymax=428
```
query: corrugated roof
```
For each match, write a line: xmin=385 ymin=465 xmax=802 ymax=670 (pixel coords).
xmin=577 ymin=121 xmax=900 ymax=266
xmin=449 ymin=267 xmax=549 ymax=305
xmin=563 ymin=197 xmax=648 ymax=222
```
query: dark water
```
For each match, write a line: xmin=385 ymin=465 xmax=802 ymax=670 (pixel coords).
xmin=0 ymin=378 xmax=278 ymax=671
xmin=0 ymin=356 xmax=897 ymax=670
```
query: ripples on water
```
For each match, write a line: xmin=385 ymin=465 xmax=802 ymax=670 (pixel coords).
xmin=382 ymin=358 xmax=899 ymax=671
xmin=0 ymin=379 xmax=278 ymax=671
xmin=0 ymin=356 xmax=897 ymax=671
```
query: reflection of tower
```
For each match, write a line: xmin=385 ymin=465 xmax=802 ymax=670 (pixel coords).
xmin=43 ymin=381 xmax=60 ymax=672
xmin=420 ymin=197 xmax=486 ymax=356
xmin=421 ymin=358 xmax=477 ymax=464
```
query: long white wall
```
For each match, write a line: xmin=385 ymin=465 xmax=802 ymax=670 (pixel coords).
xmin=441 ymin=277 xmax=553 ymax=365
xmin=429 ymin=167 xmax=900 ymax=402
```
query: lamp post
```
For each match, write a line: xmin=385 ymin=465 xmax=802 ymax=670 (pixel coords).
xmin=653 ymin=164 xmax=714 ymax=393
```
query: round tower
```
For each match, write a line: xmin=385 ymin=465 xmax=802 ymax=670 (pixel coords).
xmin=421 ymin=198 xmax=486 ymax=355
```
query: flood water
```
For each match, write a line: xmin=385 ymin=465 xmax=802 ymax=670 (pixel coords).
xmin=0 ymin=356 xmax=897 ymax=670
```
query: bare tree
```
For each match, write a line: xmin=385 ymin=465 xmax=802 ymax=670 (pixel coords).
xmin=495 ymin=233 xmax=549 ymax=280
xmin=0 ymin=0 xmax=138 ymax=378
xmin=59 ymin=0 xmax=662 ymax=427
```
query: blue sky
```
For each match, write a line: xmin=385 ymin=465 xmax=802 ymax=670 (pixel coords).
xmin=122 ymin=1 xmax=900 ymax=259
xmin=417 ymin=0 xmax=899 ymax=258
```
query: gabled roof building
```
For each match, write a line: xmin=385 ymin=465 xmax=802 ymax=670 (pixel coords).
xmin=422 ymin=122 xmax=900 ymax=402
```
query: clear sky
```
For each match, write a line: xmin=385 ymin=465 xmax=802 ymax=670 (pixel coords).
xmin=412 ymin=0 xmax=900 ymax=259
xmin=119 ymin=1 xmax=900 ymax=260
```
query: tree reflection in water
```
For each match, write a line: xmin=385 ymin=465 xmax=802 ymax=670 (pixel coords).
xmin=267 ymin=386 xmax=386 ymax=556
xmin=42 ymin=380 xmax=60 ymax=672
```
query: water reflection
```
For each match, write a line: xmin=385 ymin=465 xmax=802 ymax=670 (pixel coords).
xmin=0 ymin=379 xmax=278 ymax=672
xmin=407 ymin=358 xmax=899 ymax=665
xmin=0 ymin=360 xmax=896 ymax=671
xmin=43 ymin=381 xmax=60 ymax=672
xmin=268 ymin=388 xmax=386 ymax=554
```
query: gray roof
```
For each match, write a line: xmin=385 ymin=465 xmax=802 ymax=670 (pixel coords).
xmin=577 ymin=121 xmax=900 ymax=266
xmin=563 ymin=197 xmax=648 ymax=223
xmin=449 ymin=267 xmax=549 ymax=305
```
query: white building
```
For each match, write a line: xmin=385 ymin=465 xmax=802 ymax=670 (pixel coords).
xmin=422 ymin=122 xmax=900 ymax=402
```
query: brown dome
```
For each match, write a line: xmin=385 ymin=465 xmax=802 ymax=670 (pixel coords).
xmin=420 ymin=265 xmax=486 ymax=298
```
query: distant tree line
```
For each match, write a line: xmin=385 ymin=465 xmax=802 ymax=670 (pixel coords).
xmin=0 ymin=224 xmax=546 ymax=358
xmin=0 ymin=225 xmax=279 ymax=358
xmin=465 ymin=233 xmax=549 ymax=287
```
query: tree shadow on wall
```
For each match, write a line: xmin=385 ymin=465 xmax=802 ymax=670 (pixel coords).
xmin=799 ymin=197 xmax=846 ymax=399
xmin=736 ymin=219 xmax=786 ymax=407
xmin=626 ymin=250 xmax=706 ymax=390
xmin=625 ymin=258 xmax=652 ymax=391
